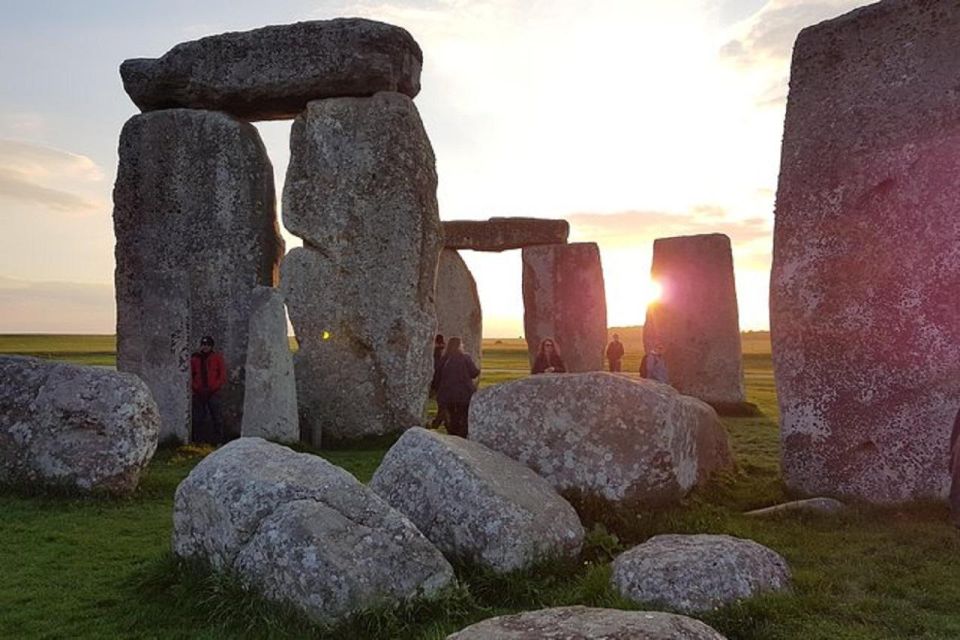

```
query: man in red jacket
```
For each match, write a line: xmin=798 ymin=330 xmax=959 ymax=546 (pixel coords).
xmin=191 ymin=335 xmax=227 ymax=445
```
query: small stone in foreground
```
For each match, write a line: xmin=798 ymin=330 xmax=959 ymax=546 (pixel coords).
xmin=0 ymin=356 xmax=159 ymax=495
xmin=121 ymin=18 xmax=422 ymax=120
xmin=612 ymin=534 xmax=790 ymax=613
xmin=446 ymin=605 xmax=727 ymax=639
xmin=744 ymin=497 xmax=846 ymax=517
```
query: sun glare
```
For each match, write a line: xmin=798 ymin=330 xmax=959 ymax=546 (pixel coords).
xmin=641 ymin=279 xmax=662 ymax=309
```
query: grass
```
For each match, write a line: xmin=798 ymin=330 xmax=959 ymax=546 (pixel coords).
xmin=2 ymin=333 xmax=960 ymax=639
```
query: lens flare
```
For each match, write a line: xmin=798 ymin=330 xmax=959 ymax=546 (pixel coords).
xmin=642 ymin=280 xmax=662 ymax=308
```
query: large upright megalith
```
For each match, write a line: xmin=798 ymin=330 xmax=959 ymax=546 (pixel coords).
xmin=643 ymin=234 xmax=745 ymax=406
xmin=522 ymin=243 xmax=606 ymax=372
xmin=772 ymin=0 xmax=960 ymax=503
xmin=436 ymin=249 xmax=482 ymax=367
xmin=114 ymin=109 xmax=283 ymax=443
xmin=281 ymin=92 xmax=441 ymax=442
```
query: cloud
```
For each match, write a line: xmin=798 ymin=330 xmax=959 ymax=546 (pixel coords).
xmin=0 ymin=139 xmax=105 ymax=214
xmin=0 ymin=277 xmax=115 ymax=333
xmin=720 ymin=0 xmax=865 ymax=68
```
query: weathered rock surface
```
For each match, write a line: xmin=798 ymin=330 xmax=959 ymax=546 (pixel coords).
xmin=522 ymin=243 xmax=607 ymax=372
xmin=436 ymin=249 xmax=482 ymax=367
xmin=644 ymin=233 xmax=745 ymax=405
xmin=612 ymin=534 xmax=791 ymax=613
xmin=446 ymin=606 xmax=728 ymax=639
xmin=281 ymin=93 xmax=441 ymax=441
xmin=114 ymin=108 xmax=283 ymax=443
xmin=371 ymin=427 xmax=584 ymax=572
xmin=0 ymin=356 xmax=159 ymax=495
xmin=240 ymin=287 xmax=298 ymax=443
xmin=744 ymin=497 xmax=846 ymax=517
xmin=772 ymin=0 xmax=960 ymax=503
xmin=442 ymin=218 xmax=569 ymax=252
xmin=173 ymin=438 xmax=455 ymax=622
xmin=469 ymin=373 xmax=732 ymax=506
xmin=121 ymin=19 xmax=422 ymax=120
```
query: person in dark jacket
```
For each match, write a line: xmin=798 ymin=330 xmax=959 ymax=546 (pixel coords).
xmin=433 ymin=336 xmax=480 ymax=438
xmin=429 ymin=334 xmax=448 ymax=428
xmin=639 ymin=343 xmax=669 ymax=384
xmin=950 ymin=406 xmax=960 ymax=526
xmin=531 ymin=338 xmax=566 ymax=374
xmin=606 ymin=333 xmax=625 ymax=372
xmin=190 ymin=335 xmax=227 ymax=445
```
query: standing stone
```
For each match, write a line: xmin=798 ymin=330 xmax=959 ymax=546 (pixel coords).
xmin=772 ymin=0 xmax=960 ymax=502
xmin=0 ymin=356 xmax=160 ymax=495
xmin=241 ymin=287 xmax=298 ymax=444
xmin=522 ymin=243 xmax=606 ymax=372
xmin=643 ymin=233 xmax=745 ymax=406
xmin=281 ymin=92 xmax=441 ymax=441
xmin=442 ymin=218 xmax=569 ymax=252
xmin=436 ymin=249 xmax=482 ymax=367
xmin=114 ymin=109 xmax=283 ymax=443
xmin=121 ymin=19 xmax=422 ymax=120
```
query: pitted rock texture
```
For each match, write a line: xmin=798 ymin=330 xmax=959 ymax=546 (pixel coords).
xmin=446 ymin=606 xmax=728 ymax=639
xmin=469 ymin=373 xmax=732 ymax=506
xmin=522 ymin=243 xmax=607 ymax=372
xmin=114 ymin=109 xmax=283 ymax=443
xmin=241 ymin=287 xmax=298 ymax=443
xmin=772 ymin=0 xmax=960 ymax=503
xmin=612 ymin=534 xmax=791 ymax=613
xmin=436 ymin=249 xmax=482 ymax=367
xmin=370 ymin=428 xmax=584 ymax=572
xmin=442 ymin=218 xmax=569 ymax=252
xmin=120 ymin=18 xmax=422 ymax=120
xmin=173 ymin=438 xmax=455 ymax=623
xmin=0 ymin=356 xmax=159 ymax=495
xmin=281 ymin=93 xmax=441 ymax=441
xmin=644 ymin=233 xmax=744 ymax=405
xmin=744 ymin=497 xmax=845 ymax=517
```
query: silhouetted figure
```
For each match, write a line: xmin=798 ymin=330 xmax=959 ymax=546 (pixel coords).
xmin=430 ymin=334 xmax=448 ymax=429
xmin=433 ymin=336 xmax=480 ymax=438
xmin=191 ymin=336 xmax=226 ymax=444
xmin=606 ymin=333 xmax=625 ymax=372
xmin=531 ymin=338 xmax=567 ymax=374
xmin=950 ymin=406 xmax=960 ymax=526
xmin=640 ymin=343 xmax=669 ymax=384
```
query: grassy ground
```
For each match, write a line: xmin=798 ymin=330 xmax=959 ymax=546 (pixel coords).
xmin=2 ymin=335 xmax=959 ymax=639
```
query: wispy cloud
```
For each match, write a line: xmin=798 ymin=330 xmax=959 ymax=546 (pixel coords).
xmin=0 ymin=277 xmax=114 ymax=333
xmin=0 ymin=139 xmax=105 ymax=214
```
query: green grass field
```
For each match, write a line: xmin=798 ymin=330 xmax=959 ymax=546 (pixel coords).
xmin=2 ymin=334 xmax=959 ymax=639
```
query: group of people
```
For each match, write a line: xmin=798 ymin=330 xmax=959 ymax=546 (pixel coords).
xmin=607 ymin=333 xmax=669 ymax=383
xmin=430 ymin=334 xmax=481 ymax=438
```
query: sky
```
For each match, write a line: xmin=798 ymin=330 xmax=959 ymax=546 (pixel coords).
xmin=0 ymin=0 xmax=869 ymax=336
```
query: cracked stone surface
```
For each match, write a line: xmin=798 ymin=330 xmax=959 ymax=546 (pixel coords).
xmin=281 ymin=92 xmax=441 ymax=441
xmin=469 ymin=373 xmax=732 ymax=506
xmin=173 ymin=438 xmax=454 ymax=623
xmin=0 ymin=356 xmax=159 ymax=495
xmin=121 ymin=18 xmax=422 ymax=120
xmin=772 ymin=0 xmax=960 ymax=502
xmin=612 ymin=534 xmax=791 ymax=613
xmin=446 ymin=606 xmax=728 ymax=639
xmin=371 ymin=427 xmax=584 ymax=572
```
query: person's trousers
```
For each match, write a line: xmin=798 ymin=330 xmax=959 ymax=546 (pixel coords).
xmin=192 ymin=391 xmax=224 ymax=445
xmin=446 ymin=402 xmax=470 ymax=438
xmin=609 ymin=360 xmax=622 ymax=372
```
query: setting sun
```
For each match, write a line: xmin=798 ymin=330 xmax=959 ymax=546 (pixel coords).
xmin=641 ymin=279 xmax=662 ymax=309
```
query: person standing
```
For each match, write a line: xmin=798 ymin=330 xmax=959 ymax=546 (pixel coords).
xmin=531 ymin=338 xmax=567 ymax=374
xmin=190 ymin=335 xmax=227 ymax=445
xmin=429 ymin=334 xmax=448 ymax=429
xmin=433 ymin=336 xmax=480 ymax=438
xmin=639 ymin=343 xmax=669 ymax=384
xmin=606 ymin=333 xmax=625 ymax=372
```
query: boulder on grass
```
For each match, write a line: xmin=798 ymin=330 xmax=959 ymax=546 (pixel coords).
xmin=612 ymin=534 xmax=791 ymax=613
xmin=371 ymin=427 xmax=584 ymax=572
xmin=446 ymin=606 xmax=727 ymax=639
xmin=173 ymin=438 xmax=454 ymax=623
xmin=469 ymin=372 xmax=732 ymax=506
xmin=0 ymin=356 xmax=159 ymax=495
xmin=744 ymin=497 xmax=846 ymax=517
